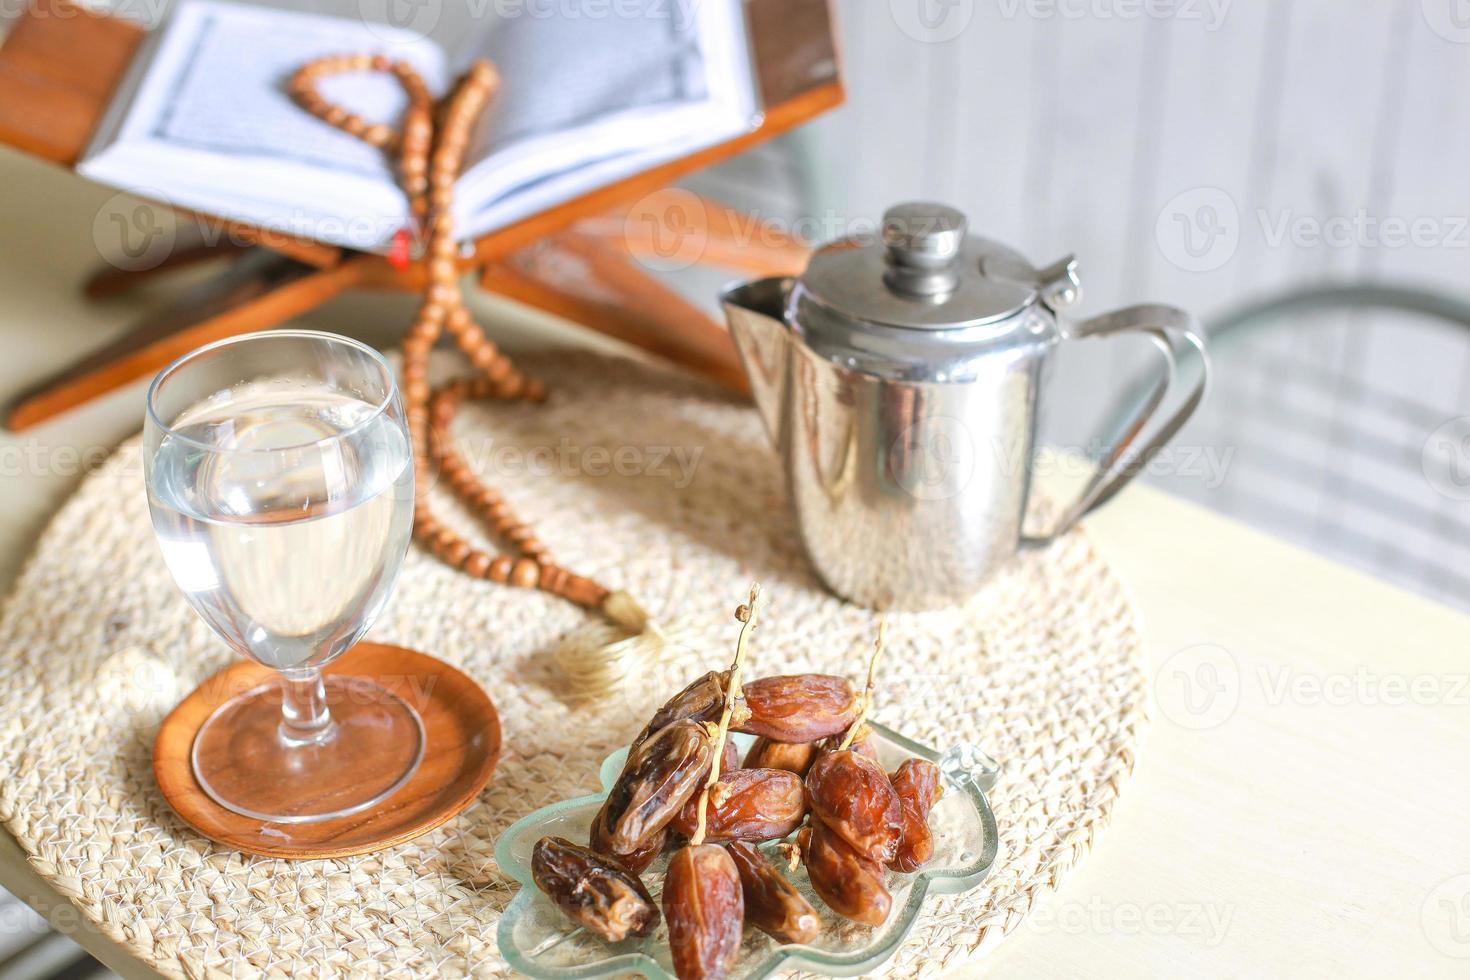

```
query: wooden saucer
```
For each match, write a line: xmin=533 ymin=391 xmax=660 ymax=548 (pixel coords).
xmin=154 ymin=643 xmax=500 ymax=860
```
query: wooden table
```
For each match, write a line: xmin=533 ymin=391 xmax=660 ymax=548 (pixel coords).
xmin=3 ymin=150 xmax=1468 ymax=978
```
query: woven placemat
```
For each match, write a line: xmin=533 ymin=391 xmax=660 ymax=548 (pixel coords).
xmin=0 ymin=349 xmax=1146 ymax=978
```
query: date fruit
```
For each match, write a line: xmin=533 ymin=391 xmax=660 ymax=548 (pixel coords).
xmin=664 ymin=843 xmax=744 ymax=980
xmin=727 ymin=840 xmax=821 ymax=944
xmin=734 ymin=674 xmax=858 ymax=743
xmin=804 ymin=749 xmax=902 ymax=864
xmin=603 ymin=718 xmax=712 ymax=854
xmin=817 ymin=728 xmax=878 ymax=763
xmin=531 ymin=836 xmax=659 ymax=942
xmin=888 ymin=758 xmax=943 ymax=873
xmin=743 ymin=736 xmax=817 ymax=777
xmin=632 ymin=670 xmax=734 ymax=749
xmin=801 ymin=819 xmax=892 ymax=927
xmin=669 ymin=768 xmax=806 ymax=842
xmin=721 ymin=738 xmax=740 ymax=774
xmin=589 ymin=804 xmax=666 ymax=874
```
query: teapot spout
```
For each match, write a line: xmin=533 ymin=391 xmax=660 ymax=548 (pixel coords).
xmin=721 ymin=277 xmax=796 ymax=441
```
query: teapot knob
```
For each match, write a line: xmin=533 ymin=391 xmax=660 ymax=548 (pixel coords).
xmin=882 ymin=202 xmax=967 ymax=297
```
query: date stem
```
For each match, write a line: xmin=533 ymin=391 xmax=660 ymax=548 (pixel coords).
xmin=691 ymin=582 xmax=761 ymax=846
xmin=837 ymin=618 xmax=887 ymax=752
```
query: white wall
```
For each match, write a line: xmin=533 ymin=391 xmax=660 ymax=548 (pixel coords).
xmin=774 ymin=0 xmax=1470 ymax=606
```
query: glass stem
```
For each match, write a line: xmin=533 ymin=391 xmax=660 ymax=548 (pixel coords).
xmin=279 ymin=667 xmax=334 ymax=745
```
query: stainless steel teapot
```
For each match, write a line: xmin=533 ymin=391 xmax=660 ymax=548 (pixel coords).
xmin=722 ymin=202 xmax=1209 ymax=610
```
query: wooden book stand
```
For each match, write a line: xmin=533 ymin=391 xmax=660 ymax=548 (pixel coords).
xmin=0 ymin=0 xmax=842 ymax=430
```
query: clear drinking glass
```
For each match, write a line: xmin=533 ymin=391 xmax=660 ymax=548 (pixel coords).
xmin=144 ymin=330 xmax=421 ymax=823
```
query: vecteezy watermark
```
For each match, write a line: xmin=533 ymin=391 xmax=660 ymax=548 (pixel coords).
xmin=359 ymin=0 xmax=705 ymax=43
xmin=620 ymin=193 xmax=890 ymax=273
xmin=1257 ymin=666 xmax=1470 ymax=708
xmin=624 ymin=188 xmax=713 ymax=273
xmin=1154 ymin=643 xmax=1241 ymax=730
xmin=886 ymin=423 xmax=1235 ymax=503
xmin=1155 ymin=187 xmax=1240 ymax=273
xmin=888 ymin=416 xmax=981 ymax=502
xmin=995 ymin=0 xmax=1230 ymax=29
xmin=1026 ymin=897 xmax=1236 ymax=946
xmin=1257 ymin=209 xmax=1470 ymax=251
xmin=1421 ymin=0 xmax=1470 ymax=43
xmin=0 ymin=439 xmax=114 ymax=479
xmin=1154 ymin=656 xmax=1470 ymax=729
xmin=1423 ymin=874 xmax=1470 ymax=958
xmin=91 ymin=190 xmax=405 ymax=270
xmin=890 ymin=0 xmax=977 ymax=43
xmin=1030 ymin=442 xmax=1234 ymax=490
xmin=2 ymin=0 xmax=169 ymax=24
xmin=360 ymin=0 xmax=445 ymax=40
xmin=1423 ymin=416 xmax=1470 ymax=501
xmin=449 ymin=435 xmax=704 ymax=489
xmin=1156 ymin=186 xmax=1470 ymax=272
xmin=92 ymin=192 xmax=178 ymax=273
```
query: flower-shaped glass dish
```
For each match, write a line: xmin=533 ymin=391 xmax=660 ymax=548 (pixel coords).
xmin=496 ymin=722 xmax=1000 ymax=979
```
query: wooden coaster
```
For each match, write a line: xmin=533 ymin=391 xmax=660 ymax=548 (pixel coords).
xmin=154 ymin=643 xmax=500 ymax=860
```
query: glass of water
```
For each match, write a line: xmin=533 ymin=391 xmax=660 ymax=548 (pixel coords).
xmin=145 ymin=330 xmax=420 ymax=824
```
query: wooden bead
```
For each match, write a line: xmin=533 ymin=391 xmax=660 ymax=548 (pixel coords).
xmin=489 ymin=556 xmax=513 ymax=583
xmin=464 ymin=550 xmax=492 ymax=577
xmin=484 ymin=357 xmax=512 ymax=383
xmin=511 ymin=559 xmax=540 ymax=589
xmin=443 ymin=540 xmax=470 ymax=567
xmin=471 ymin=344 xmax=502 ymax=371
xmin=560 ymin=574 xmax=609 ymax=609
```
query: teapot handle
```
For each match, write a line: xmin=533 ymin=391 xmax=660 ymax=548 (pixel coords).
xmin=1022 ymin=303 xmax=1210 ymax=545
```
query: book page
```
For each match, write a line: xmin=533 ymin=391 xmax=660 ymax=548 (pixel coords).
xmin=452 ymin=0 xmax=756 ymax=235
xmin=78 ymin=0 xmax=449 ymax=250
xmin=470 ymin=7 xmax=710 ymax=151
xmin=134 ymin=2 xmax=446 ymax=178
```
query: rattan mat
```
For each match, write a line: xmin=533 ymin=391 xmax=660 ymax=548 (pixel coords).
xmin=0 ymin=350 xmax=1147 ymax=978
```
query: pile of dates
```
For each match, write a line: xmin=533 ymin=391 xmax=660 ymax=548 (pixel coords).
xmin=531 ymin=669 xmax=943 ymax=979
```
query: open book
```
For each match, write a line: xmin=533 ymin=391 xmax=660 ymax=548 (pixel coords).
xmin=79 ymin=0 xmax=759 ymax=252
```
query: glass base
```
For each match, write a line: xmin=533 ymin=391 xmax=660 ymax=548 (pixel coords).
xmin=191 ymin=675 xmax=426 ymax=824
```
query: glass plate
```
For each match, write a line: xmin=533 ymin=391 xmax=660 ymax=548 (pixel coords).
xmin=495 ymin=722 xmax=1001 ymax=979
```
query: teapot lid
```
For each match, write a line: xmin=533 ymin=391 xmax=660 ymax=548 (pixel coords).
xmin=798 ymin=202 xmax=1080 ymax=333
